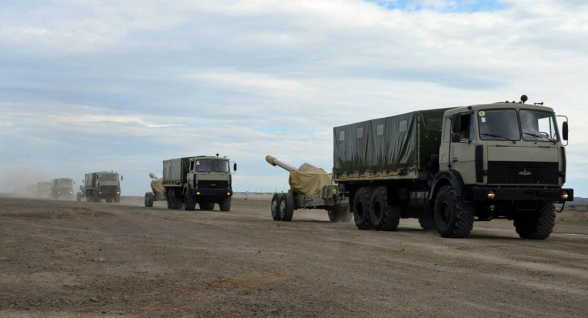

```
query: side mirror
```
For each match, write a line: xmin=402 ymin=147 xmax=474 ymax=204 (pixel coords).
xmin=233 ymin=163 xmax=237 ymax=172
xmin=562 ymin=121 xmax=568 ymax=141
xmin=121 ymin=175 xmax=124 ymax=181
xmin=73 ymin=181 xmax=75 ymax=185
xmin=451 ymin=132 xmax=461 ymax=143
xmin=451 ymin=114 xmax=461 ymax=134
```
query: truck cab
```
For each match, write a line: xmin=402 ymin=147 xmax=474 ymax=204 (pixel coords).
xmin=51 ymin=178 xmax=74 ymax=199
xmin=432 ymin=101 xmax=573 ymax=237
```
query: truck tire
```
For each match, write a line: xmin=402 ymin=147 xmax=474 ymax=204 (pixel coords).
xmin=172 ymin=198 xmax=183 ymax=209
xmin=271 ymin=193 xmax=281 ymax=221
xmin=114 ymin=195 xmax=120 ymax=203
xmin=433 ymin=185 xmax=474 ymax=238
xmin=514 ymin=202 xmax=555 ymax=240
xmin=185 ymin=195 xmax=196 ymax=211
xmin=166 ymin=192 xmax=173 ymax=209
xmin=87 ymin=194 xmax=93 ymax=202
xmin=353 ymin=187 xmax=373 ymax=230
xmin=279 ymin=193 xmax=294 ymax=221
xmin=145 ymin=192 xmax=154 ymax=207
xmin=76 ymin=193 xmax=82 ymax=202
xmin=418 ymin=215 xmax=436 ymax=231
xmin=370 ymin=186 xmax=400 ymax=231
xmin=220 ymin=197 xmax=232 ymax=212
xmin=93 ymin=191 xmax=100 ymax=203
xmin=201 ymin=202 xmax=215 ymax=211
xmin=328 ymin=210 xmax=342 ymax=222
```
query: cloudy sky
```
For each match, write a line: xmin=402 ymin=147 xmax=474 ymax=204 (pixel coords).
xmin=1 ymin=0 xmax=588 ymax=196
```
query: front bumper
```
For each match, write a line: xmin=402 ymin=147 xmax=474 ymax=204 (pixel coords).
xmin=471 ymin=187 xmax=573 ymax=203
xmin=191 ymin=189 xmax=232 ymax=197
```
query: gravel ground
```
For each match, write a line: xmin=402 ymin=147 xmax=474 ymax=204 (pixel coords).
xmin=1 ymin=196 xmax=587 ymax=317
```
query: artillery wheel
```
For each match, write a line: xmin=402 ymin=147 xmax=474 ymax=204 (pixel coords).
xmin=144 ymin=192 xmax=154 ymax=207
xmin=434 ymin=185 xmax=474 ymax=238
xmin=271 ymin=193 xmax=281 ymax=221
xmin=279 ymin=192 xmax=294 ymax=221
xmin=353 ymin=187 xmax=373 ymax=230
xmin=370 ymin=186 xmax=400 ymax=231
xmin=418 ymin=214 xmax=436 ymax=231
xmin=328 ymin=210 xmax=341 ymax=222
xmin=514 ymin=202 xmax=555 ymax=240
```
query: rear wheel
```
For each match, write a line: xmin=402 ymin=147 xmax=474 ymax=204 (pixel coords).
xmin=353 ymin=187 xmax=373 ymax=230
xmin=184 ymin=192 xmax=196 ymax=211
xmin=279 ymin=192 xmax=294 ymax=221
xmin=271 ymin=193 xmax=281 ymax=221
xmin=369 ymin=186 xmax=400 ymax=231
xmin=145 ymin=192 xmax=154 ymax=207
xmin=514 ymin=202 xmax=555 ymax=240
xmin=433 ymin=185 xmax=474 ymax=238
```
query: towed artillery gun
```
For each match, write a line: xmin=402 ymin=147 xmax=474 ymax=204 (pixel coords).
xmin=266 ymin=155 xmax=350 ymax=222
xmin=144 ymin=173 xmax=166 ymax=207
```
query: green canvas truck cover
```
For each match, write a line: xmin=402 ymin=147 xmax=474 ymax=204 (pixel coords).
xmin=333 ymin=108 xmax=451 ymax=176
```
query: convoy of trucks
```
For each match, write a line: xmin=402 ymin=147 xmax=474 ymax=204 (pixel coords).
xmin=11 ymin=96 xmax=576 ymax=240
xmin=145 ymin=155 xmax=236 ymax=211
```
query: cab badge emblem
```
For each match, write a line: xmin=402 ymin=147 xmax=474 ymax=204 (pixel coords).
xmin=519 ymin=169 xmax=532 ymax=176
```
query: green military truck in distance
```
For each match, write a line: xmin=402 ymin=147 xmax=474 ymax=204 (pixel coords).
xmin=146 ymin=155 xmax=236 ymax=211
xmin=37 ymin=181 xmax=52 ymax=198
xmin=82 ymin=171 xmax=123 ymax=203
xmin=333 ymin=95 xmax=573 ymax=239
xmin=51 ymin=178 xmax=75 ymax=199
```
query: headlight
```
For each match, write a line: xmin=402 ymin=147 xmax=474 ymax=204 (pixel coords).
xmin=561 ymin=191 xmax=569 ymax=200
xmin=487 ymin=190 xmax=496 ymax=199
xmin=196 ymin=191 xmax=200 ymax=195
xmin=227 ymin=192 xmax=231 ymax=196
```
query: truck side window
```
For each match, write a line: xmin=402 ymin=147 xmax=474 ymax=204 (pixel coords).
xmin=459 ymin=114 xmax=471 ymax=141
xmin=356 ymin=127 xmax=363 ymax=139
xmin=339 ymin=130 xmax=345 ymax=142
xmin=443 ymin=118 xmax=451 ymax=143
xmin=469 ymin=113 xmax=475 ymax=140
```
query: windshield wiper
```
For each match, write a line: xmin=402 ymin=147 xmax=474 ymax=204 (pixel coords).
xmin=524 ymin=132 xmax=556 ymax=145
xmin=482 ymin=133 xmax=517 ymax=144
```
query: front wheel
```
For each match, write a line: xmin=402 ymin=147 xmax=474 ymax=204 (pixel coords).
xmin=514 ymin=202 xmax=555 ymax=240
xmin=278 ymin=193 xmax=294 ymax=221
xmin=76 ymin=193 xmax=82 ymax=202
xmin=220 ymin=196 xmax=231 ymax=212
xmin=114 ymin=195 xmax=120 ymax=203
xmin=433 ymin=185 xmax=474 ymax=238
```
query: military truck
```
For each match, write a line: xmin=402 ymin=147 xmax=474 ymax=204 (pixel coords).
xmin=82 ymin=171 xmax=123 ymax=203
xmin=269 ymin=96 xmax=573 ymax=239
xmin=26 ymin=184 xmax=37 ymax=197
xmin=36 ymin=181 xmax=52 ymax=198
xmin=148 ymin=155 xmax=236 ymax=211
xmin=51 ymin=178 xmax=75 ymax=199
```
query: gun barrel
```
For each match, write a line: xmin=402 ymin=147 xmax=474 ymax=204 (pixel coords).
xmin=265 ymin=155 xmax=297 ymax=172
xmin=148 ymin=173 xmax=162 ymax=181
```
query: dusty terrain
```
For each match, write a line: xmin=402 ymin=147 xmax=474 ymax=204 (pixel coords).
xmin=1 ymin=196 xmax=587 ymax=318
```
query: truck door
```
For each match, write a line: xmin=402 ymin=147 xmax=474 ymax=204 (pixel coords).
xmin=450 ymin=113 xmax=477 ymax=185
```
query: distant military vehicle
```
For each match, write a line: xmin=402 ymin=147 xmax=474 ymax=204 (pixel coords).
xmin=145 ymin=155 xmax=236 ymax=211
xmin=26 ymin=184 xmax=37 ymax=197
xmin=36 ymin=181 xmax=53 ymax=198
xmin=51 ymin=178 xmax=75 ymax=199
xmin=82 ymin=171 xmax=123 ymax=203
xmin=269 ymin=96 xmax=573 ymax=239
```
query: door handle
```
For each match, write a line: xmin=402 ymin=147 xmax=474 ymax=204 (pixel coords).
xmin=452 ymin=158 xmax=459 ymax=162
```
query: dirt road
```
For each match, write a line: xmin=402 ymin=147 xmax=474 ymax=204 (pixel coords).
xmin=1 ymin=197 xmax=587 ymax=317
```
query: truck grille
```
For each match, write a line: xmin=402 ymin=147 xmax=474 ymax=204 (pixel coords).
xmin=487 ymin=161 xmax=558 ymax=185
xmin=101 ymin=186 xmax=118 ymax=191
xmin=198 ymin=180 xmax=229 ymax=189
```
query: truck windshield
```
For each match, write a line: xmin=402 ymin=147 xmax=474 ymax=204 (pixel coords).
xmin=195 ymin=159 xmax=229 ymax=172
xmin=57 ymin=179 xmax=72 ymax=186
xmin=520 ymin=110 xmax=559 ymax=142
xmin=99 ymin=174 xmax=118 ymax=181
xmin=478 ymin=109 xmax=521 ymax=141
